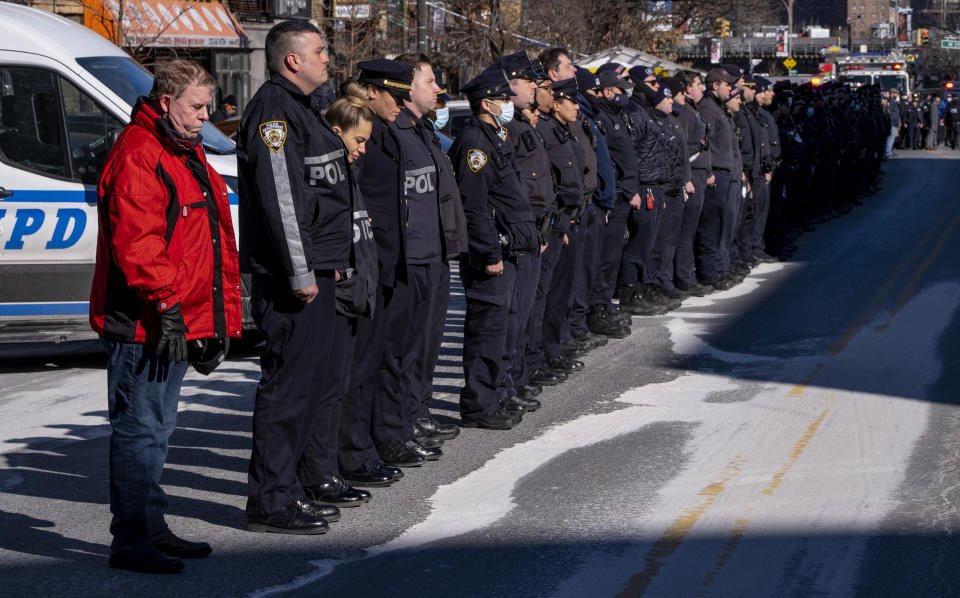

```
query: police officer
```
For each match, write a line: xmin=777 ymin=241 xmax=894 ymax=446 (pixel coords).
xmin=341 ymin=59 xmax=433 ymax=474
xmin=723 ymin=87 xmax=746 ymax=284
xmin=582 ymin=63 xmax=637 ymax=334
xmin=619 ymin=67 xmax=677 ymax=313
xmin=497 ymin=51 xmax=552 ymax=403
xmin=537 ymin=76 xmax=588 ymax=374
xmin=392 ymin=54 xmax=469 ymax=446
xmin=694 ymin=67 xmax=738 ymax=290
xmin=450 ymin=67 xmax=539 ymax=429
xmin=673 ymin=70 xmax=714 ymax=296
xmin=240 ymin=20 xmax=355 ymax=534
xmin=751 ymin=76 xmax=779 ymax=262
xmin=568 ymin=66 xmax=618 ymax=348
xmin=647 ymin=77 xmax=693 ymax=300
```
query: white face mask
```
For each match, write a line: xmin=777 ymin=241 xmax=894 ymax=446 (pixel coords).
xmin=492 ymin=100 xmax=514 ymax=126
xmin=433 ymin=106 xmax=449 ymax=130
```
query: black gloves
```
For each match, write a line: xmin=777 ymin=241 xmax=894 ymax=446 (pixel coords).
xmin=155 ymin=302 xmax=188 ymax=362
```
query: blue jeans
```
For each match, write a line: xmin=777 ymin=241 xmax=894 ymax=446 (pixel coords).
xmin=101 ymin=336 xmax=188 ymax=551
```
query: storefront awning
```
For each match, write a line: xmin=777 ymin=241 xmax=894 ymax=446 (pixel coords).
xmin=85 ymin=0 xmax=248 ymax=49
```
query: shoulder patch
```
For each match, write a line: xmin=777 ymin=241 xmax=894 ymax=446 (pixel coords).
xmin=467 ymin=149 xmax=488 ymax=173
xmin=259 ymin=121 xmax=288 ymax=152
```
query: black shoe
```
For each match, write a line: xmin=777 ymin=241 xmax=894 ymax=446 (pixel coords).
xmin=517 ymin=383 xmax=542 ymax=398
xmin=304 ymin=476 xmax=371 ymax=508
xmin=246 ymin=500 xmax=329 ymax=535
xmin=377 ymin=440 xmax=426 ymax=467
xmin=654 ymin=285 xmax=684 ymax=300
xmin=109 ymin=545 xmax=184 ymax=574
xmin=549 ymin=367 xmax=570 ymax=382
xmin=461 ymin=406 xmax=522 ymax=430
xmin=548 ymin=357 xmax=583 ymax=373
xmin=705 ymin=275 xmax=737 ymax=291
xmin=507 ymin=394 xmax=541 ymax=412
xmin=151 ymin=533 xmax=212 ymax=559
xmin=586 ymin=306 xmax=626 ymax=337
xmin=406 ymin=440 xmax=442 ymax=461
xmin=415 ymin=417 xmax=460 ymax=440
xmin=575 ymin=331 xmax=608 ymax=348
xmin=621 ymin=289 xmax=672 ymax=315
xmin=608 ymin=305 xmax=632 ymax=326
xmin=643 ymin=285 xmax=683 ymax=310
xmin=413 ymin=431 xmax=444 ymax=449
xmin=343 ymin=462 xmax=397 ymax=488
xmin=530 ymin=368 xmax=560 ymax=386
xmin=676 ymin=280 xmax=712 ymax=297
xmin=305 ymin=501 xmax=342 ymax=522
xmin=374 ymin=461 xmax=403 ymax=481
xmin=561 ymin=339 xmax=590 ymax=357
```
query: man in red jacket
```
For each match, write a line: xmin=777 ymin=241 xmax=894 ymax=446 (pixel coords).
xmin=90 ymin=60 xmax=242 ymax=574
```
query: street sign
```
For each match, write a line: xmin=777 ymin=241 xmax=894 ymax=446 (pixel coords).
xmin=789 ymin=69 xmax=798 ymax=76
xmin=942 ymin=38 xmax=960 ymax=50
xmin=783 ymin=57 xmax=797 ymax=70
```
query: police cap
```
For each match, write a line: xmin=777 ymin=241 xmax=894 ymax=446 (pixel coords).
xmin=706 ymin=67 xmax=738 ymax=86
xmin=358 ymin=59 xmax=414 ymax=101
xmin=461 ymin=66 xmax=516 ymax=101
xmin=653 ymin=84 xmax=673 ymax=106
xmin=742 ymin=72 xmax=756 ymax=88
xmin=551 ymin=77 xmax=578 ymax=101
xmin=574 ymin=67 xmax=601 ymax=93
xmin=596 ymin=62 xmax=634 ymax=90
xmin=754 ymin=76 xmax=773 ymax=93
xmin=628 ymin=65 xmax=657 ymax=84
xmin=662 ymin=77 xmax=684 ymax=96
xmin=496 ymin=51 xmax=539 ymax=81
xmin=528 ymin=59 xmax=549 ymax=81
xmin=721 ymin=63 xmax=743 ymax=82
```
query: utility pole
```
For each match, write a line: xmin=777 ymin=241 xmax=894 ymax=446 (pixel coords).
xmin=417 ymin=0 xmax=427 ymax=54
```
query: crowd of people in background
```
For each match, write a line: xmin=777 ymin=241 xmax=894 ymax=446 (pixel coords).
xmin=92 ymin=17 xmax=893 ymax=573
xmin=886 ymin=88 xmax=960 ymax=152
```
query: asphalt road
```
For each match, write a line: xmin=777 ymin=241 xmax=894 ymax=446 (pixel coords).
xmin=2 ymin=149 xmax=960 ymax=597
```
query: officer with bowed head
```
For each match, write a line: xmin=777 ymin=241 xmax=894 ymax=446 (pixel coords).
xmin=239 ymin=19 xmax=360 ymax=535
xmin=450 ymin=66 xmax=541 ymax=429
xmin=340 ymin=58 xmax=439 ymax=478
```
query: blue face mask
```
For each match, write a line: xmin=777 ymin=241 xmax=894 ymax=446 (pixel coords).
xmin=613 ymin=93 xmax=630 ymax=109
xmin=807 ymin=107 xmax=815 ymax=117
xmin=433 ymin=106 xmax=449 ymax=130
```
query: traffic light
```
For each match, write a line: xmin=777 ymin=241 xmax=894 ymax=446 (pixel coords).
xmin=918 ymin=28 xmax=930 ymax=48
xmin=713 ymin=18 xmax=731 ymax=38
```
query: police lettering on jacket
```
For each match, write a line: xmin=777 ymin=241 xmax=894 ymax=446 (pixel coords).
xmin=238 ymin=73 xmax=352 ymax=291
xmin=393 ymin=109 xmax=443 ymax=264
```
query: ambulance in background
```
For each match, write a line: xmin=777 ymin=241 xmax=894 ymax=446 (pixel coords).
xmin=835 ymin=52 xmax=912 ymax=95
xmin=0 ymin=2 xmax=240 ymax=343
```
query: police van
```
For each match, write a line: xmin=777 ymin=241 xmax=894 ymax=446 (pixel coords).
xmin=0 ymin=2 xmax=239 ymax=343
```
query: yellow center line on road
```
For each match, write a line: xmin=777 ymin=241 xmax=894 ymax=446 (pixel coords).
xmin=788 ymin=198 xmax=960 ymax=397
xmin=618 ymin=194 xmax=960 ymax=594
xmin=615 ymin=456 xmax=747 ymax=598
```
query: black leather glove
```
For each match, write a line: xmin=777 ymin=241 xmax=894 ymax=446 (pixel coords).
xmin=155 ymin=302 xmax=188 ymax=363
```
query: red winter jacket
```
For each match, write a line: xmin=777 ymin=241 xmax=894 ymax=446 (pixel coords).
xmin=89 ymin=99 xmax=242 ymax=343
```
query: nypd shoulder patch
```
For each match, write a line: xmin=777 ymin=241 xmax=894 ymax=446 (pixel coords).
xmin=259 ymin=121 xmax=288 ymax=153
xmin=467 ymin=149 xmax=487 ymax=173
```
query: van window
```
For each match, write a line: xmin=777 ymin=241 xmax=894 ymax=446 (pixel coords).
xmin=77 ymin=56 xmax=236 ymax=155
xmin=0 ymin=67 xmax=70 ymax=178
xmin=61 ymin=78 xmax=124 ymax=184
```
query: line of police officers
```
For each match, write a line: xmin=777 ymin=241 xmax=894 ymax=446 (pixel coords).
xmin=236 ymin=20 xmax=887 ymax=534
